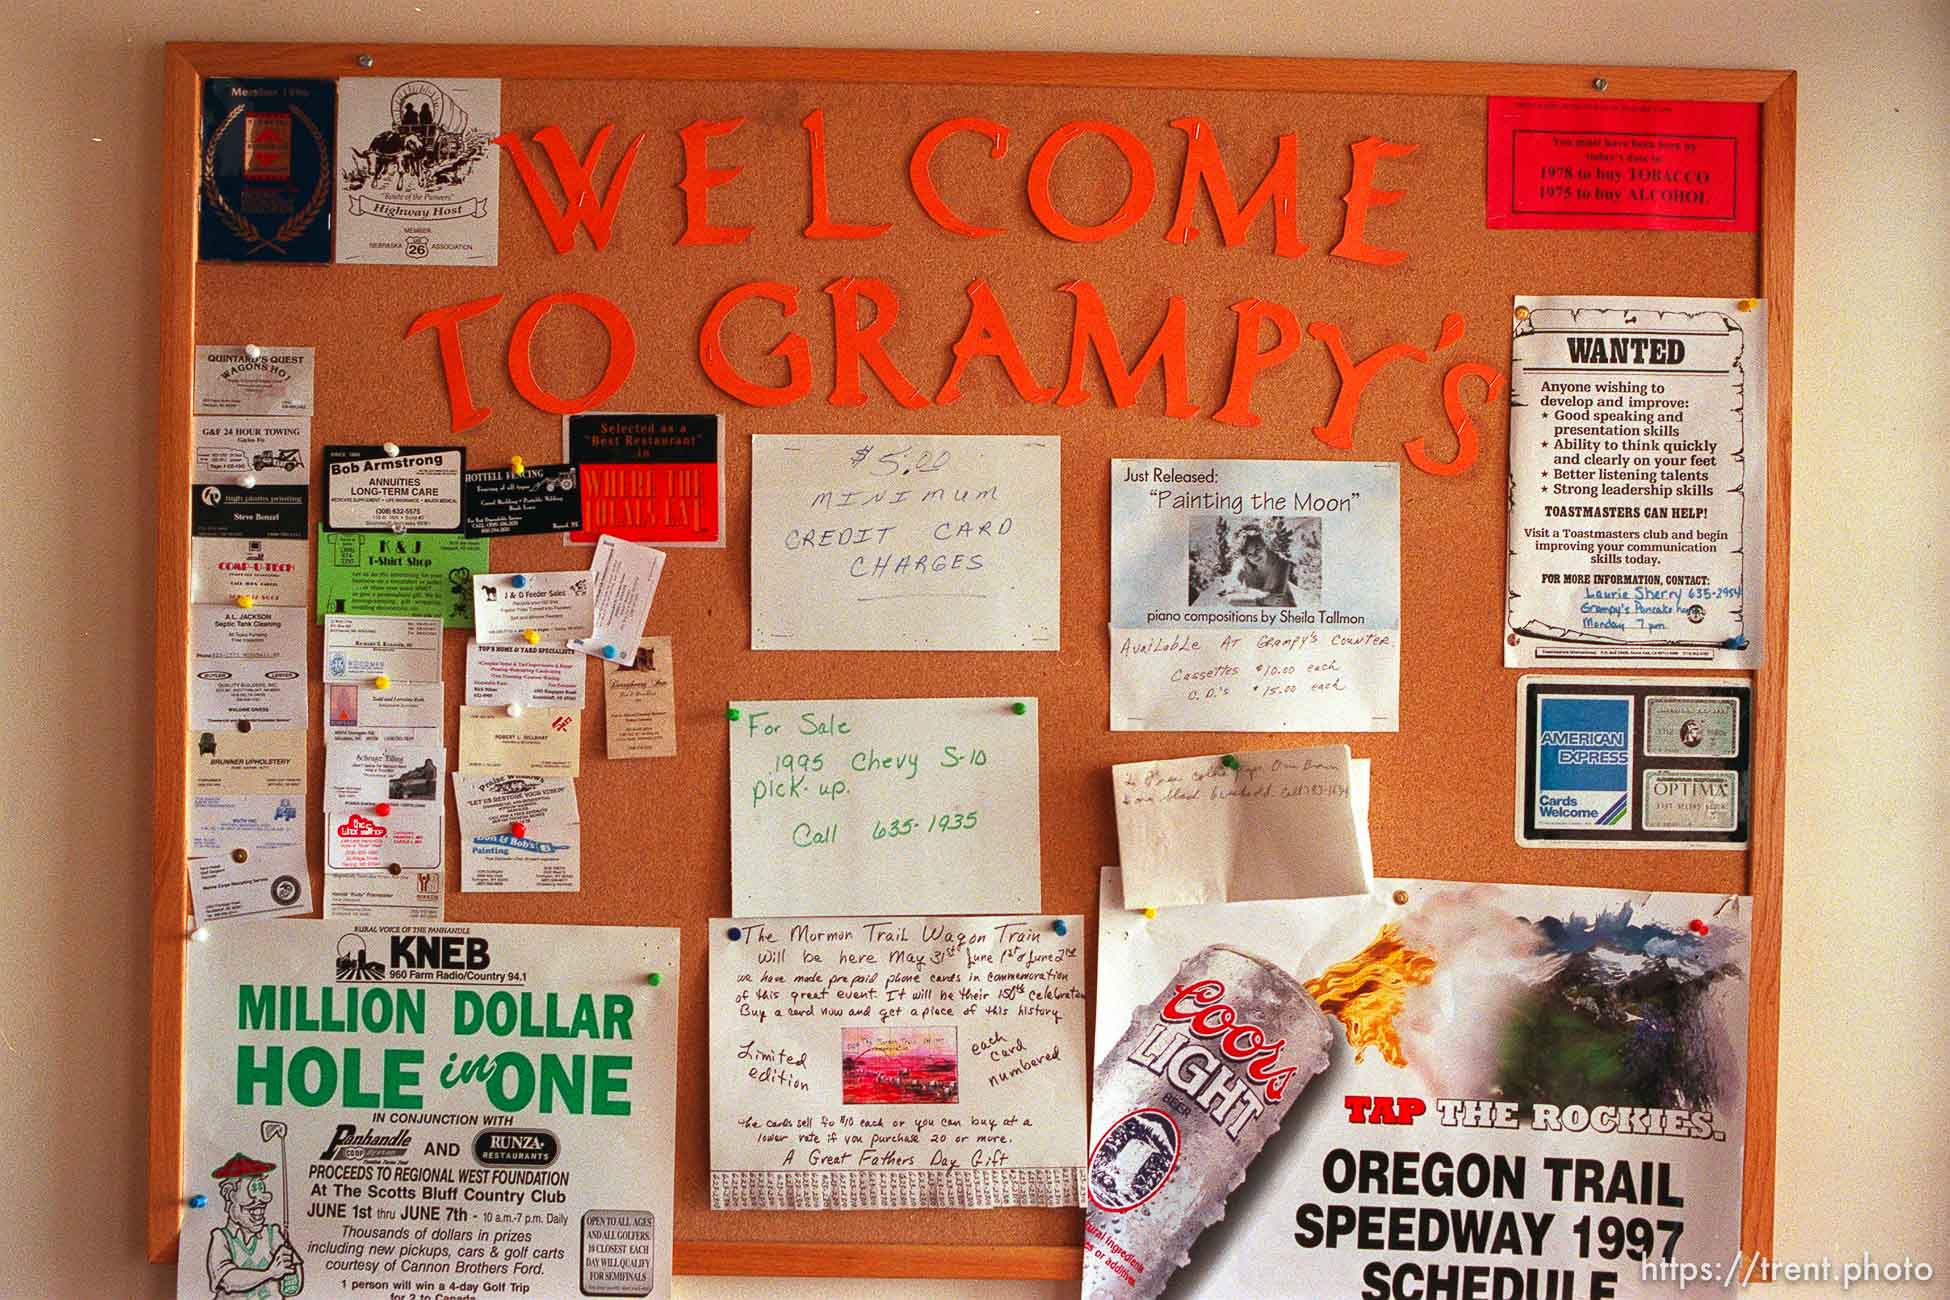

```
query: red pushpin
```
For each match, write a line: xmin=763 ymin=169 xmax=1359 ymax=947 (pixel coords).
xmin=510 ymin=821 xmax=528 ymax=838
xmin=1688 ymin=919 xmax=1709 ymax=936
xmin=375 ymin=802 xmax=392 ymax=817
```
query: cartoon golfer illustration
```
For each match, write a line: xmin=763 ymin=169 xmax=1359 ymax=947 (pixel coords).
xmin=203 ymin=1123 xmax=303 ymax=1297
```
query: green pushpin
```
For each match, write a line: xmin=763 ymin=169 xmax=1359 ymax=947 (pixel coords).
xmin=726 ymin=707 xmax=741 ymax=721
xmin=1010 ymin=702 xmax=1027 ymax=715
xmin=646 ymin=972 xmax=662 ymax=987
xmin=1221 ymin=754 xmax=1240 ymax=770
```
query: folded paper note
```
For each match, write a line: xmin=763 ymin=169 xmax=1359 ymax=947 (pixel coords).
xmin=1112 ymin=746 xmax=1369 ymax=908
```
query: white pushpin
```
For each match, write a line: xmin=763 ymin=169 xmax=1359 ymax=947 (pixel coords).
xmin=391 ymin=524 xmax=407 ymax=535
xmin=191 ymin=926 xmax=211 ymax=943
xmin=238 ymin=473 xmax=257 ymax=489
xmin=382 ymin=441 xmax=401 ymax=458
xmin=243 ymin=344 xmax=262 ymax=360
xmin=506 ymin=701 xmax=525 ymax=718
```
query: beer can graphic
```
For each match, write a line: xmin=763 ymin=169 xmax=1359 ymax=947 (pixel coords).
xmin=1084 ymin=944 xmax=1334 ymax=1300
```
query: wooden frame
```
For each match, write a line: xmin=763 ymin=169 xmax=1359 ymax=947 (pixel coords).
xmin=152 ymin=43 xmax=1795 ymax=1280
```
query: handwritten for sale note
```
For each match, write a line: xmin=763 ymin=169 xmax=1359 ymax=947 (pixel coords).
xmin=729 ymin=697 xmax=1041 ymax=916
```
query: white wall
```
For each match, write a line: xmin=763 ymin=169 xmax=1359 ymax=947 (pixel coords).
xmin=0 ymin=2 xmax=1943 ymax=1297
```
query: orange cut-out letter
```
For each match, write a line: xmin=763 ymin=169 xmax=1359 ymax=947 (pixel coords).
xmin=507 ymin=292 xmax=637 ymax=415
xmin=1212 ymin=298 xmax=1303 ymax=428
xmin=406 ymin=294 xmax=503 ymax=434
xmin=936 ymin=279 xmax=1054 ymax=405
xmin=1332 ymin=136 xmax=1417 ymax=266
xmin=677 ymin=118 xmax=752 ymax=246
xmin=1165 ymin=117 xmax=1305 ymax=258
xmin=1056 ymin=281 xmax=1196 ymax=418
xmin=1406 ymin=361 xmax=1504 ymax=477
xmin=1307 ymin=322 xmax=1428 ymax=449
xmin=496 ymin=125 xmax=646 ymax=253
xmin=1027 ymin=121 xmax=1156 ymax=243
xmin=910 ymin=118 xmax=1010 ymax=238
xmin=826 ymin=277 xmax=927 ymax=409
xmin=698 ymin=281 xmax=812 ymax=407
xmin=803 ymin=110 xmax=891 ymax=240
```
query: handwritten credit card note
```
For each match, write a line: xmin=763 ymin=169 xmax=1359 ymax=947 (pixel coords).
xmin=1112 ymin=747 xmax=1368 ymax=909
xmin=708 ymin=915 xmax=1087 ymax=1211
xmin=1109 ymin=459 xmax=1401 ymax=732
xmin=749 ymin=436 xmax=1061 ymax=651
xmin=729 ymin=698 xmax=1041 ymax=917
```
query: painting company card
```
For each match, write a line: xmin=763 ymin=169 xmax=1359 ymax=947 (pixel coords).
xmin=749 ymin=435 xmax=1061 ymax=651
xmin=452 ymin=773 xmax=582 ymax=892
xmin=335 ymin=77 xmax=500 ymax=265
xmin=198 ymin=80 xmax=335 ymax=263
xmin=190 ymin=605 xmax=307 ymax=729
xmin=322 ymin=615 xmax=443 ymax=684
xmin=1110 ymin=459 xmax=1401 ymax=733
xmin=565 ymin=412 xmax=724 ymax=547
xmin=472 ymin=570 xmax=594 ymax=644
xmin=324 ymin=445 xmax=465 ymax=532
xmin=603 ymin=637 xmax=675 ymax=760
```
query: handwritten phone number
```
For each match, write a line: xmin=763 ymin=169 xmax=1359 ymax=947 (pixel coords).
xmin=872 ymin=812 xmax=981 ymax=838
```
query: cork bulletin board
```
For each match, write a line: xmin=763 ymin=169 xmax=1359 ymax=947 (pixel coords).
xmin=151 ymin=44 xmax=1797 ymax=1281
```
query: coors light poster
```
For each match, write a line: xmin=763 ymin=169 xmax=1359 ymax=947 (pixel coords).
xmin=178 ymin=920 xmax=676 ymax=1299
xmin=1088 ymin=871 xmax=1751 ymax=1300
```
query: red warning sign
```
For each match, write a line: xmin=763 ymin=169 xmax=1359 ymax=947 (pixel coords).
xmin=1487 ymin=96 xmax=1761 ymax=231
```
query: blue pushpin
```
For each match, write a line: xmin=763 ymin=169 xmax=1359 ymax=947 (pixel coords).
xmin=1723 ymin=635 xmax=1748 ymax=650
xmin=1052 ymin=919 xmax=1069 ymax=936
xmin=188 ymin=1194 xmax=208 ymax=1208
xmin=602 ymin=644 xmax=618 ymax=660
xmin=510 ymin=574 xmax=528 ymax=589
xmin=727 ymin=926 xmax=743 ymax=941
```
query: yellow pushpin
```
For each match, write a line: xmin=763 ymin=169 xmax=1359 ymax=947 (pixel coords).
xmin=1737 ymin=298 xmax=1758 ymax=312
xmin=510 ymin=455 xmax=526 ymax=476
xmin=1142 ymin=907 xmax=1157 ymax=919
xmin=522 ymin=629 xmax=540 ymax=645
xmin=234 ymin=595 xmax=254 ymax=609
xmin=374 ymin=675 xmax=391 ymax=691
xmin=1514 ymin=305 xmax=1531 ymax=321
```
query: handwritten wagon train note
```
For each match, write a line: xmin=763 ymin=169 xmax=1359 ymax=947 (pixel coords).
xmin=1505 ymin=296 xmax=1767 ymax=668
xmin=729 ymin=697 xmax=1042 ymax=916
xmin=1112 ymin=746 xmax=1369 ymax=909
xmin=708 ymin=914 xmax=1086 ymax=1211
xmin=749 ymin=435 xmax=1061 ymax=651
xmin=1109 ymin=460 xmax=1401 ymax=732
